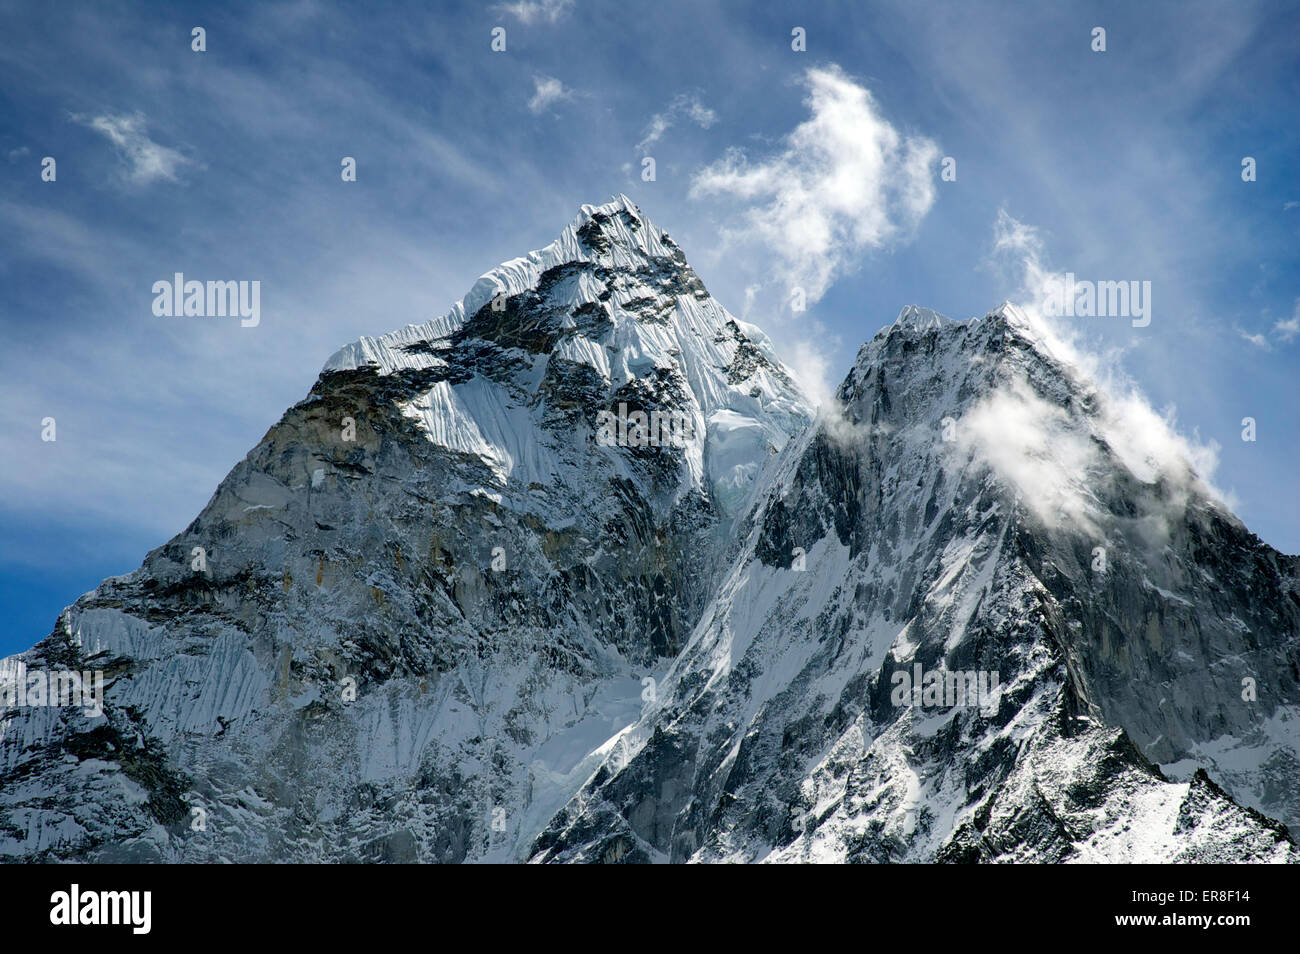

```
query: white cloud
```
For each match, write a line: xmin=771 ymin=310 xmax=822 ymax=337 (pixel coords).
xmin=1235 ymin=300 xmax=1297 ymax=349
xmin=527 ymin=75 xmax=573 ymax=115
xmin=690 ymin=65 xmax=939 ymax=305
xmin=982 ymin=210 xmax=1229 ymax=528
xmin=957 ymin=376 xmax=1102 ymax=535
xmin=1273 ymin=304 xmax=1299 ymax=342
xmin=990 ymin=208 xmax=1098 ymax=373
xmin=635 ymin=93 xmax=717 ymax=153
xmin=73 ymin=112 xmax=191 ymax=184
xmin=783 ymin=333 xmax=878 ymax=447
xmin=497 ymin=0 xmax=573 ymax=24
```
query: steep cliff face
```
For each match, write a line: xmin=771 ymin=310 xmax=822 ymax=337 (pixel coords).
xmin=529 ymin=305 xmax=1299 ymax=863
xmin=0 ymin=197 xmax=810 ymax=862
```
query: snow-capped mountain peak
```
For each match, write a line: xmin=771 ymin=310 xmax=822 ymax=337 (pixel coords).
xmin=0 ymin=200 xmax=812 ymax=862
xmin=891 ymin=303 xmax=953 ymax=333
xmin=325 ymin=195 xmax=686 ymax=376
xmin=322 ymin=197 xmax=809 ymax=516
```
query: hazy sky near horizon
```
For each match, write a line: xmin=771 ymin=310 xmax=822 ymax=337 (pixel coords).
xmin=1 ymin=0 xmax=1298 ymax=654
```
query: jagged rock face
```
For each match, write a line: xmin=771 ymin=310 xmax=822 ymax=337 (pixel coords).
xmin=0 ymin=197 xmax=810 ymax=862
xmin=530 ymin=305 xmax=1299 ymax=863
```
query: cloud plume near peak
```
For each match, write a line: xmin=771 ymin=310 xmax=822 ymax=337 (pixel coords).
xmin=969 ymin=210 xmax=1232 ymax=536
xmin=690 ymin=65 xmax=940 ymax=306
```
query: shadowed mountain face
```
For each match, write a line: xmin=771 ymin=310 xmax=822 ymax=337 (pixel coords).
xmin=2 ymin=203 xmax=1296 ymax=863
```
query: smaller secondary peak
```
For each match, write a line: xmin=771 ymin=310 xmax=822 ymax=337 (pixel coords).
xmin=985 ymin=300 xmax=1035 ymax=330
xmin=567 ymin=194 xmax=674 ymax=261
xmin=892 ymin=304 xmax=953 ymax=332
xmin=576 ymin=193 xmax=643 ymax=223
xmin=978 ymin=300 xmax=1062 ymax=354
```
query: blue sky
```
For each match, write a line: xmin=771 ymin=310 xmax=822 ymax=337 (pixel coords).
xmin=1 ymin=0 xmax=1297 ymax=656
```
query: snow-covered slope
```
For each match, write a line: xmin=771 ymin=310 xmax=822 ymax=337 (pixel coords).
xmin=530 ymin=304 xmax=1299 ymax=863
xmin=0 ymin=197 xmax=810 ymax=861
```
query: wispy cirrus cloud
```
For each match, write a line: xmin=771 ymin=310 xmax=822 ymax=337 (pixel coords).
xmin=635 ymin=92 xmax=716 ymax=153
xmin=497 ymin=0 xmax=573 ymax=25
xmin=72 ymin=111 xmax=192 ymax=184
xmin=690 ymin=65 xmax=939 ymax=306
xmin=528 ymin=75 xmax=574 ymax=115
xmin=1273 ymin=305 xmax=1299 ymax=342
xmin=1237 ymin=299 xmax=1298 ymax=349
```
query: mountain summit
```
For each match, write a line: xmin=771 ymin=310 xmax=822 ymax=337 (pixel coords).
xmin=0 ymin=198 xmax=811 ymax=861
xmin=2 ymin=202 xmax=1296 ymax=863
